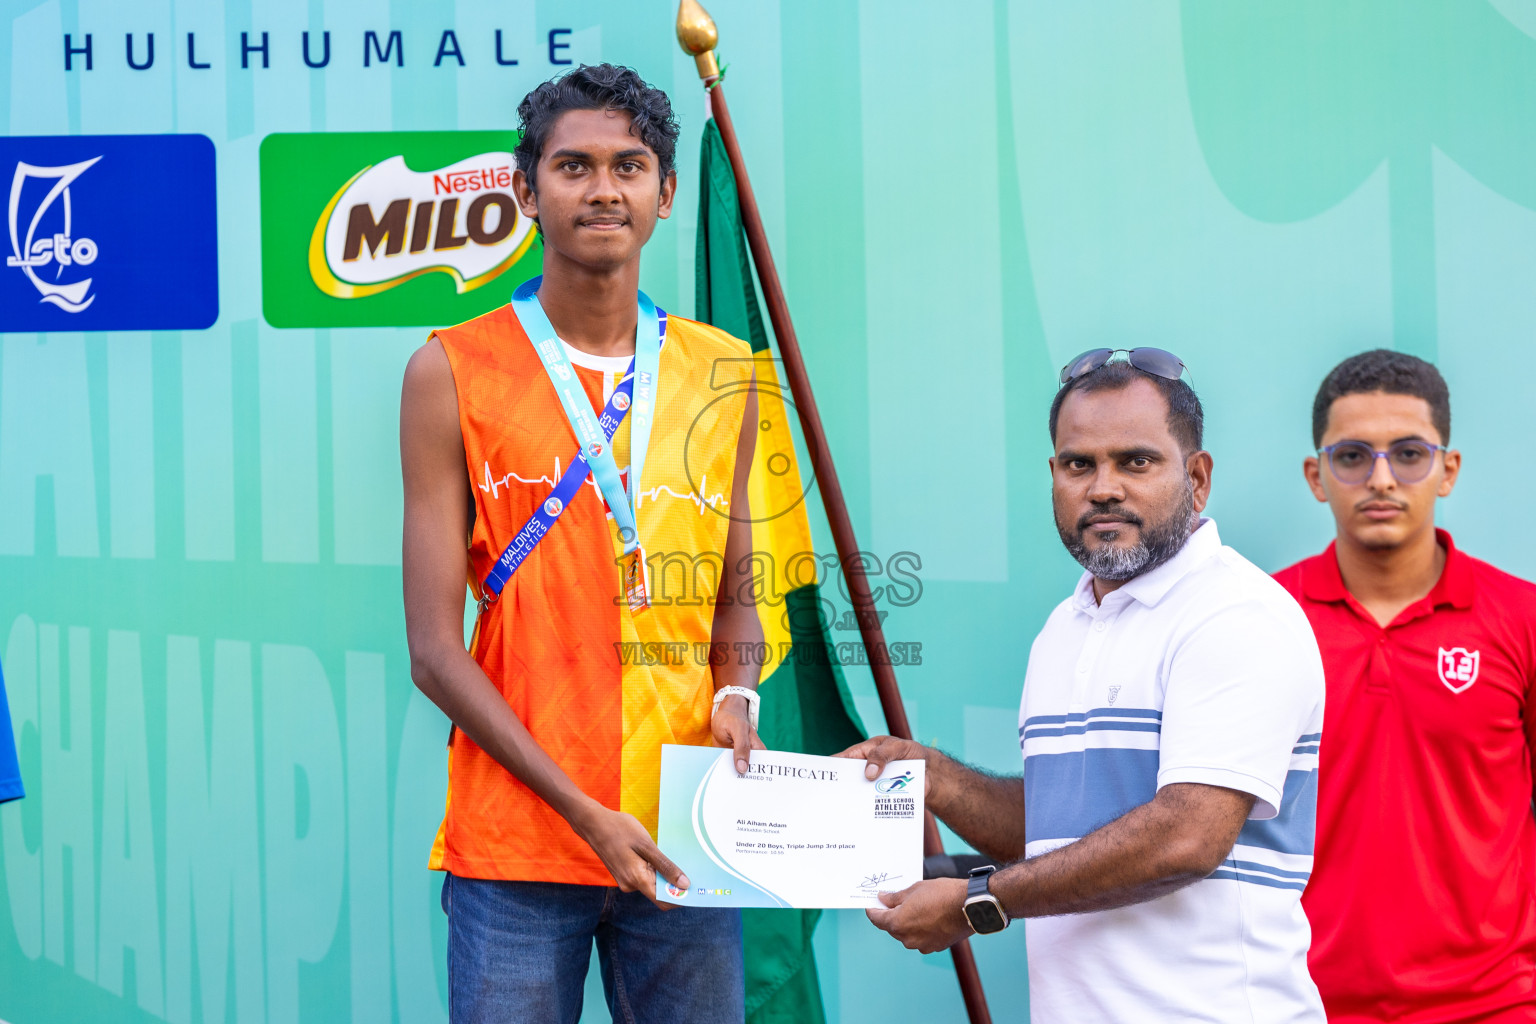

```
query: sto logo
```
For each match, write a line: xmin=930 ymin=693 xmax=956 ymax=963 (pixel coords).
xmin=1437 ymin=647 xmax=1479 ymax=694
xmin=0 ymin=134 xmax=218 ymax=332
xmin=6 ymin=157 xmax=102 ymax=312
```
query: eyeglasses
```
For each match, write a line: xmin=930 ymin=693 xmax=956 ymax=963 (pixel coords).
xmin=1317 ymin=439 xmax=1448 ymax=485
xmin=1059 ymin=348 xmax=1189 ymax=388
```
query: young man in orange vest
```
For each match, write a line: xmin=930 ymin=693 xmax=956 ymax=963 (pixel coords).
xmin=401 ymin=64 xmax=762 ymax=1024
xmin=1275 ymin=350 xmax=1536 ymax=1022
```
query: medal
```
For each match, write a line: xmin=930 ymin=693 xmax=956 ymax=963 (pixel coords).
xmin=623 ymin=546 xmax=650 ymax=613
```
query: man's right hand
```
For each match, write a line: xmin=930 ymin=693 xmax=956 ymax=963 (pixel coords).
xmin=835 ymin=735 xmax=936 ymax=798
xmin=573 ymin=804 xmax=689 ymax=909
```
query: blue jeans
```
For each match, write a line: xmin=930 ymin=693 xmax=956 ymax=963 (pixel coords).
xmin=442 ymin=874 xmax=745 ymax=1024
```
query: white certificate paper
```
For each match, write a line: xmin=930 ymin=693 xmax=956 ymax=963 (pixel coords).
xmin=656 ymin=745 xmax=925 ymax=909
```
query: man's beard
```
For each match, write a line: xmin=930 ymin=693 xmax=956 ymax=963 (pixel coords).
xmin=1057 ymin=482 xmax=1197 ymax=583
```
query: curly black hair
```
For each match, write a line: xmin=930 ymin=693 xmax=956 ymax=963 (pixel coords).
xmin=1311 ymin=349 xmax=1451 ymax=447
xmin=514 ymin=64 xmax=680 ymax=191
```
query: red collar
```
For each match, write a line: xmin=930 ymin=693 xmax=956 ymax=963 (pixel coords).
xmin=1302 ymin=528 xmax=1474 ymax=615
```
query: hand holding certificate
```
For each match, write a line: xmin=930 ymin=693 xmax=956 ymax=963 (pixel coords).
xmin=656 ymin=745 xmax=925 ymax=908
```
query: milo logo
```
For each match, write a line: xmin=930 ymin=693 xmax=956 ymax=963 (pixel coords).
xmin=311 ymin=154 xmax=533 ymax=299
xmin=261 ymin=130 xmax=542 ymax=328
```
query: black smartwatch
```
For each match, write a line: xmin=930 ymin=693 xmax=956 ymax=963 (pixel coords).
xmin=961 ymin=865 xmax=1010 ymax=935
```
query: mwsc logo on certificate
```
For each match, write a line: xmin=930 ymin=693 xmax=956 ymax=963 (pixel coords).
xmin=259 ymin=130 xmax=541 ymax=328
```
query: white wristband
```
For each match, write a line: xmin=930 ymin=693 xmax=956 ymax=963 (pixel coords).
xmin=712 ymin=685 xmax=760 ymax=731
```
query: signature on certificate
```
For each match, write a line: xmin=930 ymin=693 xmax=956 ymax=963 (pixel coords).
xmin=857 ymin=871 xmax=902 ymax=892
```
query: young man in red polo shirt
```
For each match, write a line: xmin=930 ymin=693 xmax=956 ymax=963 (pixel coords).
xmin=1275 ymin=349 xmax=1536 ymax=1023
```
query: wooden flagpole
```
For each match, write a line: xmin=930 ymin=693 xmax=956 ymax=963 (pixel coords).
xmin=676 ymin=4 xmax=994 ymax=1023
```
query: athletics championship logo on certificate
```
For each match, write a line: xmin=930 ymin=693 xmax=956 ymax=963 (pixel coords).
xmin=259 ymin=131 xmax=541 ymax=328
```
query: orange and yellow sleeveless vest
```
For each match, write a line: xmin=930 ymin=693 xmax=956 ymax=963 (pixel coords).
xmin=429 ymin=303 xmax=752 ymax=884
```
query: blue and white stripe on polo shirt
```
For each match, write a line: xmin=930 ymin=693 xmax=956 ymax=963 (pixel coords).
xmin=1217 ymin=732 xmax=1322 ymax=892
xmin=1019 ymin=707 xmax=1162 ymax=846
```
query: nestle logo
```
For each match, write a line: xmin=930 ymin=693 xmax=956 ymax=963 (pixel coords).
xmin=307 ymin=151 xmax=534 ymax=301
xmin=259 ymin=130 xmax=538 ymax=328
xmin=433 ymin=165 xmax=511 ymax=195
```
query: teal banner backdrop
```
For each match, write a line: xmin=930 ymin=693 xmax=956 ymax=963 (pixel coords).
xmin=4 ymin=1 xmax=1536 ymax=1021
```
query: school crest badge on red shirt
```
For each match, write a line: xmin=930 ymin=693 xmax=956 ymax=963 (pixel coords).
xmin=1437 ymin=647 xmax=1480 ymax=694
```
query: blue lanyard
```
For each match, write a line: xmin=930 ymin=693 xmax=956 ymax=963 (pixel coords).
xmin=480 ymin=277 xmax=665 ymax=600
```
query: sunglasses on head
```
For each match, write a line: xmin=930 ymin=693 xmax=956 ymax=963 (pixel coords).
xmin=1058 ymin=348 xmax=1189 ymax=388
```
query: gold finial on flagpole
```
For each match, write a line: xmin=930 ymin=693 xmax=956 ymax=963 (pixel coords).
xmin=676 ymin=0 xmax=720 ymax=79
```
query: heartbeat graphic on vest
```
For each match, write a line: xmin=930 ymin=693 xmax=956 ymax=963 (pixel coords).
xmin=480 ymin=460 xmax=729 ymax=514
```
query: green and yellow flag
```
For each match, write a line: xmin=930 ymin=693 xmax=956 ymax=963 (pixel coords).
xmin=695 ymin=116 xmax=868 ymax=1023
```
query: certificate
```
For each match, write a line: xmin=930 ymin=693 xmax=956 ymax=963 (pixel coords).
xmin=656 ymin=744 xmax=925 ymax=909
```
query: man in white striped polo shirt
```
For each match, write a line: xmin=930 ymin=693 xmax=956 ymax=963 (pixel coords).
xmin=843 ymin=350 xmax=1326 ymax=1023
